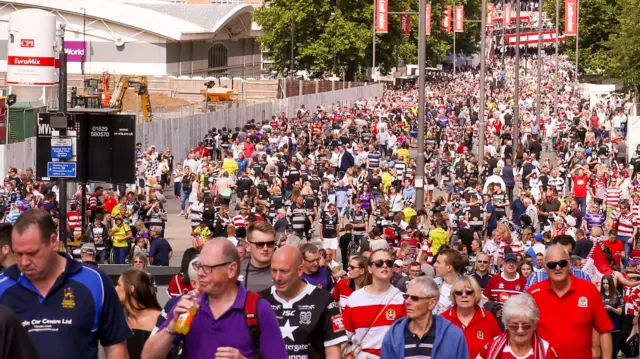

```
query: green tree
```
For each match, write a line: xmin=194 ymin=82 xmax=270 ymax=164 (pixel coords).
xmin=543 ymin=0 xmax=619 ymax=74
xmin=254 ymin=0 xmax=481 ymax=80
xmin=603 ymin=0 xmax=640 ymax=89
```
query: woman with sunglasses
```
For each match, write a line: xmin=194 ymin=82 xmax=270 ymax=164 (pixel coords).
xmin=442 ymin=276 xmax=501 ymax=359
xmin=342 ymin=249 xmax=406 ymax=358
xmin=477 ymin=294 xmax=558 ymax=359
xmin=331 ymin=256 xmax=372 ymax=311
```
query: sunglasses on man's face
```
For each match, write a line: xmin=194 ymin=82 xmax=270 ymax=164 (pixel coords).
xmin=545 ymin=259 xmax=569 ymax=270
xmin=372 ymin=260 xmax=395 ymax=268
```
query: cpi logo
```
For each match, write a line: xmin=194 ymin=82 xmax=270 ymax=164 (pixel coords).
xmin=20 ymin=39 xmax=34 ymax=48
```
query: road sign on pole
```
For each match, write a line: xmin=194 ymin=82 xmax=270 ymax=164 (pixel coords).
xmin=50 ymin=138 xmax=73 ymax=159
xmin=47 ymin=162 xmax=76 ymax=178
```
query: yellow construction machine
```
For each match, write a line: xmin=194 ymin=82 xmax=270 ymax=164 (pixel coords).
xmin=110 ymin=75 xmax=153 ymax=122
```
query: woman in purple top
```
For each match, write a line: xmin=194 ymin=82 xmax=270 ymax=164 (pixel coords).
xmin=358 ymin=183 xmax=376 ymax=215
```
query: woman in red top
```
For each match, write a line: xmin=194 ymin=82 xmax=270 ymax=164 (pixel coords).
xmin=166 ymin=248 xmax=199 ymax=298
xmin=331 ymin=256 xmax=371 ymax=310
xmin=477 ymin=294 xmax=559 ymax=359
xmin=442 ymin=276 xmax=501 ymax=359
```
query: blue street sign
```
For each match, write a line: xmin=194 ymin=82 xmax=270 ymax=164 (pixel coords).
xmin=47 ymin=162 xmax=77 ymax=178
xmin=51 ymin=146 xmax=73 ymax=159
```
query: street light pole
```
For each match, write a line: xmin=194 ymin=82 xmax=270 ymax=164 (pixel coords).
xmin=291 ymin=12 xmax=295 ymax=79
xmin=478 ymin=0 xmax=487 ymax=162
xmin=535 ymin=0 xmax=543 ymax=125
xmin=554 ymin=0 xmax=559 ymax=114
xmin=416 ymin=0 xmax=427 ymax=210
xmin=514 ymin=0 xmax=520 ymax=150
xmin=574 ymin=0 xmax=579 ymax=87
xmin=81 ymin=7 xmax=85 ymax=75
xmin=372 ymin=0 xmax=377 ymax=81
xmin=452 ymin=0 xmax=456 ymax=75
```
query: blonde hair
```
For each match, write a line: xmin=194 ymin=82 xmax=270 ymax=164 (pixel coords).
xmin=449 ymin=275 xmax=483 ymax=305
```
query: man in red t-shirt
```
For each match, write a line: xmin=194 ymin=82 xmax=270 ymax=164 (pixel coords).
xmin=527 ymin=245 xmax=613 ymax=359
xmin=483 ymin=253 xmax=526 ymax=305
xmin=571 ymin=166 xmax=591 ymax=215
xmin=603 ymin=231 xmax=626 ymax=267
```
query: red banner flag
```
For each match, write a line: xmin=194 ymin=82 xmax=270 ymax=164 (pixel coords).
xmin=426 ymin=4 xmax=432 ymax=35
xmin=442 ymin=6 xmax=452 ymax=33
xmin=564 ymin=0 xmax=577 ymax=35
xmin=375 ymin=0 xmax=388 ymax=33
xmin=503 ymin=4 xmax=512 ymax=24
xmin=401 ymin=2 xmax=411 ymax=36
xmin=487 ymin=3 xmax=495 ymax=26
xmin=454 ymin=6 xmax=464 ymax=32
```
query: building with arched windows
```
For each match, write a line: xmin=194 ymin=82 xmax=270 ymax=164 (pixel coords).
xmin=0 ymin=0 xmax=264 ymax=77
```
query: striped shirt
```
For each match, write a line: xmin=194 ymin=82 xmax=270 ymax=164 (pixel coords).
xmin=231 ymin=215 xmax=248 ymax=228
xmin=287 ymin=204 xmax=307 ymax=230
xmin=624 ymin=285 xmax=640 ymax=316
xmin=497 ymin=239 xmax=525 ymax=260
xmin=605 ymin=187 xmax=622 ymax=208
xmin=342 ymin=285 xmax=406 ymax=356
xmin=632 ymin=203 xmax=640 ymax=221
xmin=189 ymin=202 xmax=204 ymax=227
xmin=583 ymin=210 xmax=606 ymax=231
xmin=394 ymin=162 xmax=407 ymax=179
xmin=611 ymin=210 xmax=638 ymax=238
xmin=524 ymin=269 xmax=591 ymax=290
xmin=368 ymin=151 xmax=382 ymax=169
xmin=404 ymin=319 xmax=436 ymax=359
xmin=483 ymin=272 xmax=526 ymax=304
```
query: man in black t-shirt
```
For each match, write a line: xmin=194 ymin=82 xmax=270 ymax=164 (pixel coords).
xmin=261 ymin=246 xmax=347 ymax=359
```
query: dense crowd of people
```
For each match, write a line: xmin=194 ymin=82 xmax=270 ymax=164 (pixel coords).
xmin=0 ymin=47 xmax=638 ymax=359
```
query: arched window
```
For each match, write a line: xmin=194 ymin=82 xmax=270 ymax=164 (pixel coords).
xmin=208 ymin=43 xmax=228 ymax=69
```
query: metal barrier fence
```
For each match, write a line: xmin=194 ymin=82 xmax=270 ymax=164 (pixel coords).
xmin=136 ymin=83 xmax=384 ymax=158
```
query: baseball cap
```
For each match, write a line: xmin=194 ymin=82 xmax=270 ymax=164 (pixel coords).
xmin=393 ymin=259 xmax=404 ymax=267
xmin=504 ymin=253 xmax=518 ymax=262
xmin=286 ymin=223 xmax=294 ymax=230
xmin=534 ymin=233 xmax=543 ymax=241
xmin=80 ymin=243 xmax=96 ymax=253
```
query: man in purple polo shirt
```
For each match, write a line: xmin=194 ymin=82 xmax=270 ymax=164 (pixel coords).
xmin=299 ymin=243 xmax=333 ymax=291
xmin=142 ymin=239 xmax=287 ymax=359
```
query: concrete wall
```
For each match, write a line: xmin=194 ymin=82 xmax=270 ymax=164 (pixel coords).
xmin=165 ymin=38 xmax=261 ymax=78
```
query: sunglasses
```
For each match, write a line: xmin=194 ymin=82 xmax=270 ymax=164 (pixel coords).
xmin=545 ymin=259 xmax=569 ymax=270
xmin=476 ymin=260 xmax=489 ymax=264
xmin=348 ymin=265 xmax=362 ymax=270
xmin=402 ymin=294 xmax=432 ymax=301
xmin=251 ymin=241 xmax=276 ymax=249
xmin=507 ymin=323 xmax=533 ymax=331
xmin=454 ymin=289 xmax=474 ymax=296
xmin=373 ymin=260 xmax=395 ymax=268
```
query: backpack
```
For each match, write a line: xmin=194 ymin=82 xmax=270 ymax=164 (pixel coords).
xmin=244 ymin=291 xmax=262 ymax=358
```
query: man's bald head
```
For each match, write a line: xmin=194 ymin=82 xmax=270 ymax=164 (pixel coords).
xmin=272 ymin=245 xmax=303 ymax=268
xmin=544 ymin=244 xmax=570 ymax=263
xmin=202 ymin=238 xmax=241 ymax=276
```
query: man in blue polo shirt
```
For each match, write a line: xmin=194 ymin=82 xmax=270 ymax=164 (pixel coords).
xmin=0 ymin=209 xmax=131 ymax=359
xmin=143 ymin=239 xmax=287 ymax=359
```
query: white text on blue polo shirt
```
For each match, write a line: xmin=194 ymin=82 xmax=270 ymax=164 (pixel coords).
xmin=22 ymin=318 xmax=73 ymax=331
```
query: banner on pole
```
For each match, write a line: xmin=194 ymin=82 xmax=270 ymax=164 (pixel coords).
xmin=401 ymin=2 xmax=411 ymax=35
xmin=487 ymin=3 xmax=495 ymax=26
xmin=454 ymin=6 xmax=464 ymax=32
xmin=426 ymin=4 xmax=432 ymax=35
xmin=503 ymin=4 xmax=512 ymax=24
xmin=376 ymin=0 xmax=388 ymax=33
xmin=442 ymin=6 xmax=452 ymax=33
xmin=565 ymin=0 xmax=577 ymax=35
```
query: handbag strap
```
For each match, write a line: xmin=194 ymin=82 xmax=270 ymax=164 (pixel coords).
xmin=351 ymin=289 xmax=400 ymax=354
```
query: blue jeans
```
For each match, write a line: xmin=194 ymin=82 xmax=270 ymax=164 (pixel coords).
xmin=181 ymin=189 xmax=191 ymax=211
xmin=575 ymin=196 xmax=587 ymax=216
xmin=112 ymin=247 xmax=129 ymax=264
xmin=379 ymin=144 xmax=387 ymax=157
xmin=619 ymin=236 xmax=633 ymax=266
xmin=174 ymin=182 xmax=181 ymax=198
